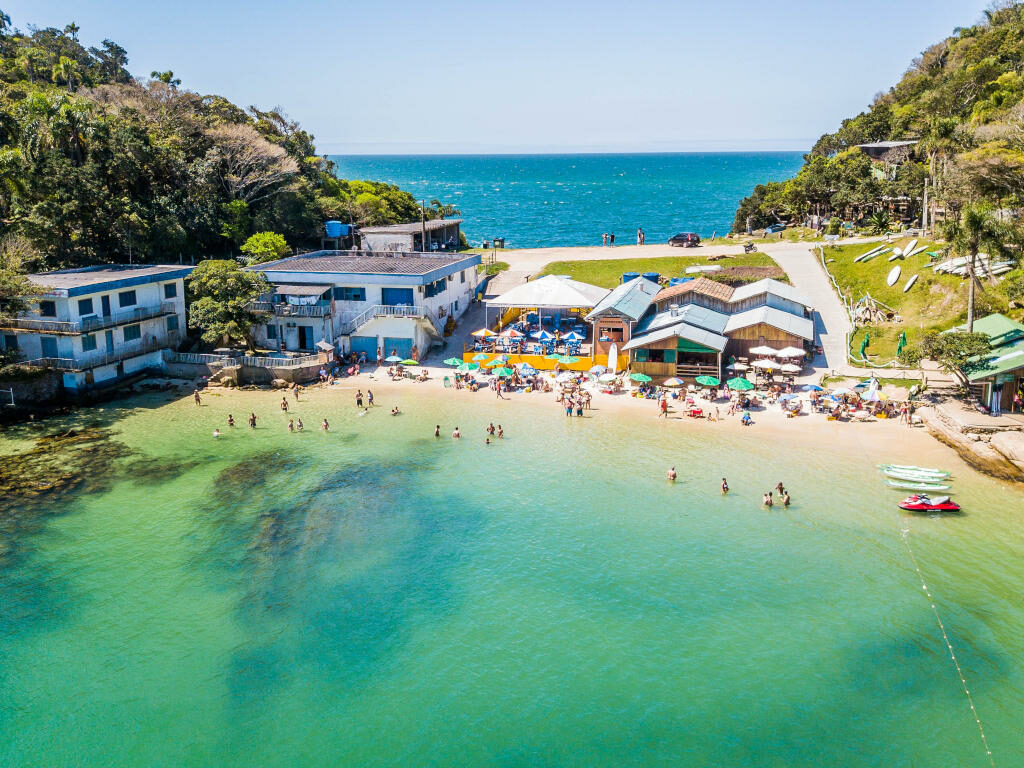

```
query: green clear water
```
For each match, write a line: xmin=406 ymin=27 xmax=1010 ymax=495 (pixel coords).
xmin=2 ymin=387 xmax=1023 ymax=767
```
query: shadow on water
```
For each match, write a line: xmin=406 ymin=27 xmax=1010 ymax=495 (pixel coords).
xmin=191 ymin=448 xmax=480 ymax=710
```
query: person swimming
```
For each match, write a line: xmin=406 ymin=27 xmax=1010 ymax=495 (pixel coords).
xmin=296 ymin=418 xmax=304 ymax=431
xmin=391 ymin=406 xmax=401 ymax=415
xmin=485 ymin=437 xmax=491 ymax=445
xmin=497 ymin=425 xmax=504 ymax=438
xmin=782 ymin=491 xmax=791 ymax=507
xmin=667 ymin=466 xmax=677 ymax=482
xmin=763 ymin=491 xmax=774 ymax=507
xmin=227 ymin=414 xmax=235 ymax=427
xmin=721 ymin=477 xmax=729 ymax=493
xmin=452 ymin=426 xmax=461 ymax=438
xmin=213 ymin=428 xmax=220 ymax=438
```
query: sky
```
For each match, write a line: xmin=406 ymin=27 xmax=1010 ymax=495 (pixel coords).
xmin=8 ymin=0 xmax=994 ymax=154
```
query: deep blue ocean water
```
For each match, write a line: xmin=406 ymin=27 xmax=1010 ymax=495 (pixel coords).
xmin=329 ymin=152 xmax=805 ymax=248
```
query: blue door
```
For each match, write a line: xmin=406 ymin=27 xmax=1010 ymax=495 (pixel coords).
xmin=101 ymin=295 xmax=111 ymax=317
xmin=381 ymin=288 xmax=414 ymax=307
xmin=105 ymin=330 xmax=114 ymax=352
xmin=350 ymin=336 xmax=378 ymax=358
xmin=383 ymin=337 xmax=413 ymax=359
xmin=298 ymin=326 xmax=313 ymax=349
xmin=40 ymin=336 xmax=58 ymax=358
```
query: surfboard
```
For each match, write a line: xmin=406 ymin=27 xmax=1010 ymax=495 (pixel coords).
xmin=607 ymin=343 xmax=618 ymax=374
xmin=903 ymin=274 xmax=918 ymax=292
xmin=903 ymin=238 xmax=918 ymax=256
xmin=854 ymin=245 xmax=885 ymax=262
xmin=888 ymin=248 xmax=903 ymax=262
xmin=887 ymin=265 xmax=902 ymax=286
xmin=906 ymin=245 xmax=928 ymax=258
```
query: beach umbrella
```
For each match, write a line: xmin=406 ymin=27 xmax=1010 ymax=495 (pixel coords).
xmin=385 ymin=355 xmax=403 ymax=363
xmin=588 ymin=364 xmax=607 ymax=374
xmin=563 ymin=331 xmax=584 ymax=341
xmin=485 ymin=358 xmax=506 ymax=367
xmin=726 ymin=362 xmax=749 ymax=371
xmin=662 ymin=377 xmax=685 ymax=387
xmin=695 ymin=375 xmax=720 ymax=386
xmin=556 ymin=372 xmax=576 ymax=382
xmin=779 ymin=363 xmax=802 ymax=373
xmin=749 ymin=345 xmax=779 ymax=356
xmin=557 ymin=355 xmax=579 ymax=364
xmin=629 ymin=373 xmax=652 ymax=382
xmin=831 ymin=387 xmax=854 ymax=396
xmin=472 ymin=328 xmax=496 ymax=337
xmin=401 ymin=359 xmax=419 ymax=366
xmin=802 ymin=384 xmax=823 ymax=392
xmin=544 ymin=353 xmax=561 ymax=360
xmin=518 ymin=364 xmax=538 ymax=375
xmin=598 ymin=373 xmax=618 ymax=383
xmin=457 ymin=362 xmax=480 ymax=373
xmin=776 ymin=346 xmax=805 ymax=358
xmin=443 ymin=357 xmax=463 ymax=366
xmin=863 ymin=390 xmax=888 ymax=402
xmin=492 ymin=367 xmax=514 ymax=377
xmin=492 ymin=354 xmax=510 ymax=362
xmin=532 ymin=330 xmax=554 ymax=340
xmin=727 ymin=377 xmax=754 ymax=391
xmin=779 ymin=393 xmax=800 ymax=402
xmin=472 ymin=353 xmax=491 ymax=362
xmin=501 ymin=328 xmax=524 ymax=337
xmin=750 ymin=359 xmax=776 ymax=369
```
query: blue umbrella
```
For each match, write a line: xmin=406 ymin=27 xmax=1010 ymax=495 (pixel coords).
xmin=563 ymin=331 xmax=584 ymax=341
xmin=801 ymin=384 xmax=823 ymax=392
xmin=589 ymin=364 xmax=607 ymax=374
xmin=472 ymin=353 xmax=490 ymax=362
xmin=779 ymin=393 xmax=800 ymax=402
xmin=385 ymin=355 xmax=403 ymax=363
xmin=532 ymin=330 xmax=554 ymax=341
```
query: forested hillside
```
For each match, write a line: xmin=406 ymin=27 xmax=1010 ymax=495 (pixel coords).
xmin=0 ymin=10 xmax=441 ymax=270
xmin=734 ymin=2 xmax=1024 ymax=231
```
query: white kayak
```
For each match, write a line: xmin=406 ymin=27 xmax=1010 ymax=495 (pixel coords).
xmin=903 ymin=274 xmax=918 ymax=292
xmin=887 ymin=265 xmax=901 ymax=286
xmin=879 ymin=464 xmax=950 ymax=477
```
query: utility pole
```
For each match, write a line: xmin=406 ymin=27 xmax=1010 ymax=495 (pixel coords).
xmin=922 ymin=179 xmax=929 ymax=233
xmin=421 ymin=200 xmax=426 ymax=253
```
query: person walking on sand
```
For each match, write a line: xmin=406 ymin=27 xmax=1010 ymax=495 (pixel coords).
xmin=496 ymin=381 xmax=506 ymax=400
xmin=659 ymin=398 xmax=668 ymax=418
xmin=377 ymin=347 xmax=384 ymax=368
xmin=667 ymin=466 xmax=677 ymax=482
xmin=367 ymin=390 xmax=374 ymax=407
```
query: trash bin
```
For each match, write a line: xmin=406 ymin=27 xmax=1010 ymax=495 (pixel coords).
xmin=493 ymin=238 xmax=505 ymax=249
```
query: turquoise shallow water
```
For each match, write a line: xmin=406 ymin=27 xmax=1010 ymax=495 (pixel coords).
xmin=1 ymin=386 xmax=1023 ymax=767
xmin=329 ymin=153 xmax=805 ymax=247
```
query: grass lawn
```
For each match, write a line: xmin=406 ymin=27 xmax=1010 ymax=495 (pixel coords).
xmin=821 ymin=237 xmax=1010 ymax=364
xmin=477 ymin=260 xmax=510 ymax=276
xmin=704 ymin=226 xmax=824 ymax=246
xmin=539 ymin=253 xmax=786 ymax=289
xmin=822 ymin=375 xmax=924 ymax=389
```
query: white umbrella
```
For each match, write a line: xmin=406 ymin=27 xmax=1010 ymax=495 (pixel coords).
xmin=780 ymin=363 xmax=802 ymax=373
xmin=749 ymin=345 xmax=779 ymax=356
xmin=776 ymin=346 xmax=805 ymax=358
xmin=750 ymin=359 xmax=776 ymax=369
xmin=472 ymin=328 xmax=496 ymax=337
xmin=726 ymin=362 xmax=749 ymax=371
xmin=598 ymin=373 xmax=618 ymax=383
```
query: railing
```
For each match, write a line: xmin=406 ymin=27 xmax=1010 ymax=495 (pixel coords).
xmin=675 ymin=364 xmax=721 ymax=377
xmin=337 ymin=304 xmax=430 ymax=335
xmin=0 ymin=302 xmax=179 ymax=334
xmin=26 ymin=333 xmax=179 ymax=371
xmin=250 ymin=301 xmax=331 ymax=318
xmin=238 ymin=354 xmax=321 ymax=368
xmin=171 ymin=352 xmax=234 ymax=367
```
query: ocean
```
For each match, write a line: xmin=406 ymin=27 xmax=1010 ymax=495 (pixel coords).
xmin=2 ymin=385 xmax=1023 ymax=766
xmin=329 ymin=152 xmax=805 ymax=248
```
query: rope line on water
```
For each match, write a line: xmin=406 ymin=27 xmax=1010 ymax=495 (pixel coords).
xmin=900 ymin=525 xmax=995 ymax=768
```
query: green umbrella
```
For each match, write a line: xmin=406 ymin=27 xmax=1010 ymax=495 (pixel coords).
xmin=401 ymin=359 xmax=419 ymax=366
xmin=443 ymin=357 xmax=463 ymax=366
xmin=896 ymin=331 xmax=907 ymax=356
xmin=859 ymin=332 xmax=870 ymax=357
xmin=457 ymin=362 xmax=480 ymax=373
xmin=485 ymin=358 xmax=506 ymax=367
xmin=557 ymin=355 xmax=579 ymax=364
xmin=695 ymin=375 xmax=720 ymax=386
xmin=544 ymin=353 xmax=561 ymax=360
xmin=629 ymin=373 xmax=652 ymax=382
xmin=727 ymin=377 xmax=754 ymax=391
xmin=472 ymin=353 xmax=490 ymax=362
xmin=493 ymin=367 xmax=514 ymax=377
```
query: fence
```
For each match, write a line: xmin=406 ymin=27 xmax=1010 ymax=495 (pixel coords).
xmin=171 ymin=352 xmax=233 ymax=366
xmin=0 ymin=302 xmax=179 ymax=334
xmin=337 ymin=304 xmax=433 ymax=335
xmin=238 ymin=354 xmax=321 ymax=369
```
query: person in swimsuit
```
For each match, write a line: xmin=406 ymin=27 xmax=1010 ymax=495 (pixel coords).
xmin=248 ymin=412 xmax=257 ymax=428
xmin=452 ymin=426 xmax=461 ymax=438
xmin=776 ymin=482 xmax=786 ymax=496
xmin=497 ymin=425 xmax=504 ymax=438
xmin=721 ymin=477 xmax=729 ymax=493
xmin=288 ymin=419 xmax=294 ymax=432
xmin=667 ymin=467 xmax=677 ymax=482
xmin=321 ymin=419 xmax=329 ymax=431
xmin=782 ymin=492 xmax=791 ymax=507
xmin=434 ymin=425 xmax=441 ymax=437
xmin=213 ymin=428 xmax=220 ymax=438
xmin=227 ymin=414 xmax=235 ymax=427
xmin=296 ymin=418 xmax=304 ymax=431
xmin=356 ymin=390 xmax=363 ymax=408
xmin=763 ymin=492 xmax=774 ymax=507
xmin=391 ymin=406 xmax=401 ymax=415
xmin=367 ymin=390 xmax=374 ymax=406
xmin=281 ymin=397 xmax=288 ymax=412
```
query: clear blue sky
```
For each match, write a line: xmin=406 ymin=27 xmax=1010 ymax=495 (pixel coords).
xmin=8 ymin=0 xmax=993 ymax=154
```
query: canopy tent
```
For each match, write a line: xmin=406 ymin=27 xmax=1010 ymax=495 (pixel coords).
xmin=486 ymin=274 xmax=609 ymax=310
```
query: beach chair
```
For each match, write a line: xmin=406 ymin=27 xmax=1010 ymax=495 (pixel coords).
xmin=443 ymin=376 xmax=452 ymax=388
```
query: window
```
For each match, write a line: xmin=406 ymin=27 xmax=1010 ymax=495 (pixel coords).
xmin=423 ymin=278 xmax=446 ymax=299
xmin=167 ymin=315 xmax=179 ymax=331
xmin=82 ymin=333 xmax=97 ymax=352
xmin=634 ymin=349 xmax=649 ymax=362
xmin=118 ymin=290 xmax=137 ymax=308
xmin=39 ymin=300 xmax=56 ymax=317
xmin=3 ymin=334 xmax=18 ymax=351
xmin=599 ymin=326 xmax=624 ymax=342
xmin=266 ymin=325 xmax=278 ymax=339
xmin=333 ymin=287 xmax=366 ymax=302
xmin=78 ymin=298 xmax=94 ymax=316
xmin=460 ymin=270 xmax=466 ymax=283
xmin=647 ymin=349 xmax=675 ymax=363
xmin=123 ymin=324 xmax=141 ymax=342
xmin=164 ymin=282 xmax=177 ymax=299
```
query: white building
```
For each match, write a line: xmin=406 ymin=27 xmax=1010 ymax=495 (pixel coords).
xmin=0 ymin=265 xmax=191 ymax=390
xmin=358 ymin=219 xmax=462 ymax=253
xmin=249 ymin=250 xmax=481 ymax=360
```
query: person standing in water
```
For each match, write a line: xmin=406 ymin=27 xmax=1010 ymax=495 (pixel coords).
xmin=452 ymin=426 xmax=461 ymax=438
xmin=288 ymin=419 xmax=294 ymax=432
xmin=248 ymin=412 xmax=257 ymax=428
xmin=434 ymin=425 xmax=441 ymax=438
xmin=227 ymin=414 xmax=235 ymax=427
xmin=213 ymin=428 xmax=220 ymax=438
xmin=355 ymin=390 xmax=363 ymax=408
xmin=667 ymin=467 xmax=677 ymax=482
xmin=721 ymin=477 xmax=729 ymax=493
xmin=321 ymin=418 xmax=329 ymax=432
xmin=296 ymin=418 xmax=304 ymax=431
xmin=782 ymin=491 xmax=791 ymax=507
xmin=280 ymin=397 xmax=289 ymax=412
xmin=497 ymin=425 xmax=504 ymax=439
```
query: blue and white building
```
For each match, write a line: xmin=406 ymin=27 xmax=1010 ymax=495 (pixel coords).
xmin=249 ymin=250 xmax=481 ymax=359
xmin=0 ymin=265 xmax=191 ymax=390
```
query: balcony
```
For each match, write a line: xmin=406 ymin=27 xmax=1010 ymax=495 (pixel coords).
xmin=337 ymin=304 xmax=435 ymax=335
xmin=250 ymin=301 xmax=332 ymax=318
xmin=0 ymin=302 xmax=179 ymax=335
xmin=27 ymin=332 xmax=180 ymax=371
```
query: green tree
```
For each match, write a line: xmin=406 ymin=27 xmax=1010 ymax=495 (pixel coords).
xmin=51 ymin=55 xmax=79 ymax=91
xmin=0 ymin=234 xmax=42 ymax=329
xmin=239 ymin=231 xmax=290 ymax=265
xmin=429 ymin=198 xmax=461 ymax=219
xmin=220 ymin=200 xmax=251 ymax=246
xmin=915 ymin=330 xmax=992 ymax=387
xmin=150 ymin=69 xmax=181 ymax=87
xmin=187 ymin=260 xmax=269 ymax=350
xmin=868 ymin=211 xmax=891 ymax=234
xmin=943 ymin=204 xmax=1016 ymax=332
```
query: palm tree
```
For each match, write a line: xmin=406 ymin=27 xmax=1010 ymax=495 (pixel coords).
xmin=63 ymin=22 xmax=80 ymax=41
xmin=429 ymin=198 xmax=461 ymax=219
xmin=944 ymin=204 xmax=1016 ymax=332
xmin=150 ymin=70 xmax=181 ymax=87
xmin=51 ymin=56 xmax=79 ymax=91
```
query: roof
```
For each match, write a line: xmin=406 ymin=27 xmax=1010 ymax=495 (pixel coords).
xmin=251 ymin=250 xmax=477 ymax=277
xmin=271 ymin=283 xmax=331 ymax=296
xmin=585 ymin=277 xmax=659 ymax=321
xmin=486 ymin=274 xmax=609 ymax=309
xmin=655 ymin=277 xmax=734 ymax=304
xmin=967 ymin=339 xmax=1024 ymax=381
xmin=359 ymin=219 xmax=462 ymax=234
xmin=28 ymin=265 xmax=193 ymax=298
xmin=637 ymin=305 xmax=730 ymax=336
xmin=729 ymin=278 xmax=813 ymax=309
xmin=855 ymin=141 xmax=918 ymax=149
xmin=724 ymin=306 xmax=814 ymax=340
xmin=950 ymin=313 xmax=1024 ymax=348
xmin=623 ymin=320 xmax=728 ymax=353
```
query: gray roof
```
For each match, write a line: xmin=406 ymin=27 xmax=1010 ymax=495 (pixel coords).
xmin=29 ymin=265 xmax=193 ymax=297
xmin=623 ymin=320 xmax=728 ymax=353
xmin=252 ymin=250 xmax=474 ymax=276
xmin=359 ymin=219 xmax=463 ymax=234
xmin=729 ymin=278 xmax=813 ymax=309
xmin=585 ymin=277 xmax=659 ymax=321
xmin=638 ymin=305 xmax=730 ymax=336
xmin=724 ymin=306 xmax=814 ymax=340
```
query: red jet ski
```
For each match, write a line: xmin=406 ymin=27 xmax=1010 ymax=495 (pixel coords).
xmin=898 ymin=494 xmax=961 ymax=513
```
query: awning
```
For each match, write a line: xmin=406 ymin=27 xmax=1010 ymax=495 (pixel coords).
xmin=272 ymin=283 xmax=331 ymax=296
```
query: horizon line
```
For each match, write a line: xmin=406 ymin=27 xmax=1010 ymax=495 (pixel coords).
xmin=325 ymin=148 xmax=810 ymax=157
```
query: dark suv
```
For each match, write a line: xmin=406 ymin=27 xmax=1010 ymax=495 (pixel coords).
xmin=669 ymin=232 xmax=701 ymax=247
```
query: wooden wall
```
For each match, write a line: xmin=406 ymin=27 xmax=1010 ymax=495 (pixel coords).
xmin=725 ymin=323 xmax=806 ymax=359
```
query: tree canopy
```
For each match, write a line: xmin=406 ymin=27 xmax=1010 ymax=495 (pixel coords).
xmin=187 ymin=260 xmax=269 ymax=349
xmin=240 ymin=232 xmax=290 ymax=265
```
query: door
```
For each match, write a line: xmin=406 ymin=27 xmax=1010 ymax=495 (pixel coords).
xmin=40 ymin=336 xmax=58 ymax=358
xmin=383 ymin=337 xmax=413 ymax=360
xmin=350 ymin=336 xmax=378 ymax=358
xmin=298 ymin=326 xmax=313 ymax=350
xmin=101 ymin=295 xmax=111 ymax=317
xmin=105 ymin=330 xmax=114 ymax=352
xmin=381 ymin=288 xmax=414 ymax=307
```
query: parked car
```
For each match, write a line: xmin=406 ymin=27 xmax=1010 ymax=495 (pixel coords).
xmin=668 ymin=232 xmax=701 ymax=247
xmin=764 ymin=223 xmax=786 ymax=234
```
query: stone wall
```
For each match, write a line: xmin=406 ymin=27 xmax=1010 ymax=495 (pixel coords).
xmin=0 ymin=369 xmax=64 ymax=405
xmin=918 ymin=405 xmax=1024 ymax=482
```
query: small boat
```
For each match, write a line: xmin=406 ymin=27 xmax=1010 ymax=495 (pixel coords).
xmin=882 ymin=467 xmax=950 ymax=480
xmin=898 ymin=495 xmax=961 ymax=513
xmin=887 ymin=265 xmax=901 ymax=286
xmin=887 ymin=479 xmax=951 ymax=491
xmin=903 ymin=274 xmax=918 ymax=292
xmin=878 ymin=464 xmax=949 ymax=477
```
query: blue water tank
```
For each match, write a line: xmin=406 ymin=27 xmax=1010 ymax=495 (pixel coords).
xmin=324 ymin=220 xmax=343 ymax=238
xmin=669 ymin=277 xmax=694 ymax=286
xmin=642 ymin=272 xmax=660 ymax=282
xmin=621 ymin=272 xmax=641 ymax=283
